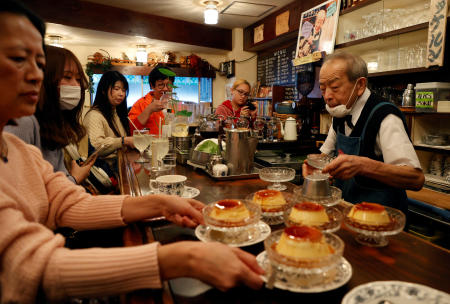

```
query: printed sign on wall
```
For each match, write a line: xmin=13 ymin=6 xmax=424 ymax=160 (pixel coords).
xmin=254 ymin=24 xmax=264 ymax=44
xmin=293 ymin=0 xmax=341 ymax=66
xmin=426 ymin=0 xmax=448 ymax=67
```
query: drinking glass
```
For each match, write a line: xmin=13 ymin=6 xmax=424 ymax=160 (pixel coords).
xmin=254 ymin=116 xmax=265 ymax=140
xmin=236 ymin=116 xmax=249 ymax=129
xmin=160 ymin=92 xmax=177 ymax=110
xmin=223 ymin=116 xmax=236 ymax=129
xmin=151 ymin=136 xmax=170 ymax=168
xmin=162 ymin=152 xmax=177 ymax=174
xmin=133 ymin=129 xmax=152 ymax=162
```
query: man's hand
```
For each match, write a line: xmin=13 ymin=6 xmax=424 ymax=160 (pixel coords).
xmin=302 ymin=160 xmax=317 ymax=177
xmin=322 ymin=154 xmax=363 ymax=180
xmin=147 ymin=99 xmax=166 ymax=114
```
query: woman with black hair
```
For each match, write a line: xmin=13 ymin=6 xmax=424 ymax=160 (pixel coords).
xmin=5 ymin=45 xmax=94 ymax=184
xmin=84 ymin=71 xmax=135 ymax=163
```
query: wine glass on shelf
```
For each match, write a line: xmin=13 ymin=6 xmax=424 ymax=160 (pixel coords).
xmin=254 ymin=116 xmax=265 ymax=140
xmin=151 ymin=136 xmax=170 ymax=169
xmin=259 ymin=167 xmax=296 ymax=191
xmin=133 ymin=129 xmax=152 ymax=162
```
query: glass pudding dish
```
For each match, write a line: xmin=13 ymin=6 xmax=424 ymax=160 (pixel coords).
xmin=294 ymin=173 xmax=342 ymax=207
xmin=264 ymin=226 xmax=344 ymax=288
xmin=203 ymin=199 xmax=261 ymax=245
xmin=343 ymin=202 xmax=406 ymax=247
xmin=259 ymin=167 xmax=296 ymax=191
xmin=284 ymin=201 xmax=343 ymax=233
xmin=245 ymin=190 xmax=294 ymax=225
xmin=307 ymin=154 xmax=335 ymax=170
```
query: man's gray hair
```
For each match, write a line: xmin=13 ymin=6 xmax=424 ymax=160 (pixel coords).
xmin=323 ymin=51 xmax=368 ymax=81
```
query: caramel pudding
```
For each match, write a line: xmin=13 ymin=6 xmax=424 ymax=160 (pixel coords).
xmin=275 ymin=226 xmax=334 ymax=259
xmin=253 ymin=189 xmax=287 ymax=212
xmin=347 ymin=202 xmax=391 ymax=226
xmin=209 ymin=199 xmax=250 ymax=223
xmin=289 ymin=202 xmax=329 ymax=226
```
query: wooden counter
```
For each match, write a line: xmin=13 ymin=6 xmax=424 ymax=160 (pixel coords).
xmin=407 ymin=188 xmax=450 ymax=210
xmin=119 ymin=151 xmax=450 ymax=304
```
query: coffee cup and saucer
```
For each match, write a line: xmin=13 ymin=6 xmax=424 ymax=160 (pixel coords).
xmin=149 ymin=175 xmax=200 ymax=199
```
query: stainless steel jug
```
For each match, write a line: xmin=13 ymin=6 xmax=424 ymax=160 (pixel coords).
xmin=221 ymin=128 xmax=258 ymax=175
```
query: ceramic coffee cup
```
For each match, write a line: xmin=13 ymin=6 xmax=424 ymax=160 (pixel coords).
xmin=150 ymin=175 xmax=187 ymax=196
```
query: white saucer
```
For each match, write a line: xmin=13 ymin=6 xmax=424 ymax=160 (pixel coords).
xmin=182 ymin=186 xmax=200 ymax=199
xmin=256 ymin=251 xmax=352 ymax=293
xmin=195 ymin=221 xmax=271 ymax=247
xmin=342 ymin=281 xmax=450 ymax=304
xmin=148 ymin=186 xmax=200 ymax=199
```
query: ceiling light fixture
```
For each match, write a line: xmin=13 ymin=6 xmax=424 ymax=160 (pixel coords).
xmin=48 ymin=35 xmax=63 ymax=48
xmin=136 ymin=45 xmax=148 ymax=66
xmin=204 ymin=1 xmax=219 ymax=25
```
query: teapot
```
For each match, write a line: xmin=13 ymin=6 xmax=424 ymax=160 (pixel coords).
xmin=280 ymin=117 xmax=298 ymax=141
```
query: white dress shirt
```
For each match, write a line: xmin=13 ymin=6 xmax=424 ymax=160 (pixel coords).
xmin=320 ymin=88 xmax=421 ymax=169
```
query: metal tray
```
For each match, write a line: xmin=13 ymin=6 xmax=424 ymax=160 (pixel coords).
xmin=202 ymin=163 xmax=263 ymax=181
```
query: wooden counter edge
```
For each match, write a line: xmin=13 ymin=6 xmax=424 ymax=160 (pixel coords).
xmin=119 ymin=150 xmax=174 ymax=304
xmin=407 ymin=188 xmax=450 ymax=210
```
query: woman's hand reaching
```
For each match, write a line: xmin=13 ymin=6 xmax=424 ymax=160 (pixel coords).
xmin=157 ymin=241 xmax=265 ymax=291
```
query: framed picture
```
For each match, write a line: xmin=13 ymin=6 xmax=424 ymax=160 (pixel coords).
xmin=295 ymin=0 xmax=341 ymax=60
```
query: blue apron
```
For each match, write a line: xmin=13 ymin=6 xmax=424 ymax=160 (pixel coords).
xmin=334 ymin=102 xmax=408 ymax=215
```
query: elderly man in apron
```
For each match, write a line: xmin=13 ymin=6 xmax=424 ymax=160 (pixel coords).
xmin=304 ymin=52 xmax=424 ymax=216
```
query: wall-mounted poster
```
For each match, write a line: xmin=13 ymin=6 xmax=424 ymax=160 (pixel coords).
xmin=293 ymin=0 xmax=340 ymax=66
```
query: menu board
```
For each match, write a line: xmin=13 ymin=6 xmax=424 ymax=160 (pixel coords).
xmin=257 ymin=43 xmax=322 ymax=100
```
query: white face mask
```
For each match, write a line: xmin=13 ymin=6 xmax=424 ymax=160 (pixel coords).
xmin=325 ymin=79 xmax=360 ymax=118
xmin=59 ymin=85 xmax=81 ymax=110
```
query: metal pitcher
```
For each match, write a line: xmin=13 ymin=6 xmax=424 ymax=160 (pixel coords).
xmin=222 ymin=128 xmax=258 ymax=175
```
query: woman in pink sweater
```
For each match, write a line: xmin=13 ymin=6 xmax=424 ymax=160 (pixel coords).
xmin=0 ymin=1 xmax=264 ymax=303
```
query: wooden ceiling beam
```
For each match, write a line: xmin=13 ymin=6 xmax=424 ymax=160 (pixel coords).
xmin=22 ymin=0 xmax=232 ymax=50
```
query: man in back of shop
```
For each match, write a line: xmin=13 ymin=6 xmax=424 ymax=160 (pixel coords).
xmin=304 ymin=51 xmax=424 ymax=215
xmin=128 ymin=65 xmax=175 ymax=135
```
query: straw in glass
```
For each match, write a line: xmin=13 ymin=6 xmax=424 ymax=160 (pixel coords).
xmin=128 ymin=117 xmax=139 ymax=131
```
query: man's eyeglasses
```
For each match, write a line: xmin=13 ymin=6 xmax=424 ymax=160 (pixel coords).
xmin=236 ymin=89 xmax=250 ymax=97
xmin=155 ymin=82 xmax=172 ymax=90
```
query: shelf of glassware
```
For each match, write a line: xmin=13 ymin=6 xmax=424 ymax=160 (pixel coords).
xmin=410 ymin=113 xmax=450 ymax=152
xmin=336 ymin=0 xmax=430 ymax=45
xmin=335 ymin=28 xmax=429 ymax=74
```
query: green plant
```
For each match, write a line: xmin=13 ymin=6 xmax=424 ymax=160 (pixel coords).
xmin=85 ymin=60 xmax=112 ymax=93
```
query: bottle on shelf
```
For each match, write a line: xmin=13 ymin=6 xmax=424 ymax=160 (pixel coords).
xmin=402 ymin=84 xmax=415 ymax=107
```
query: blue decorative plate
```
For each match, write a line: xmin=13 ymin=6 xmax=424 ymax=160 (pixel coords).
xmin=342 ymin=281 xmax=450 ymax=304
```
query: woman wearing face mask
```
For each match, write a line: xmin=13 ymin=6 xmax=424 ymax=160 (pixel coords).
xmin=5 ymin=45 xmax=94 ymax=184
xmin=83 ymin=71 xmax=134 ymax=167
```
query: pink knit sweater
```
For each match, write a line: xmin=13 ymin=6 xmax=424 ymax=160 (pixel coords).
xmin=0 ymin=133 xmax=162 ymax=303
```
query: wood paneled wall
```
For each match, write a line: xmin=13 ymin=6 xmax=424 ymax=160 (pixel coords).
xmin=22 ymin=0 xmax=232 ymax=51
xmin=244 ymin=0 xmax=325 ymax=52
